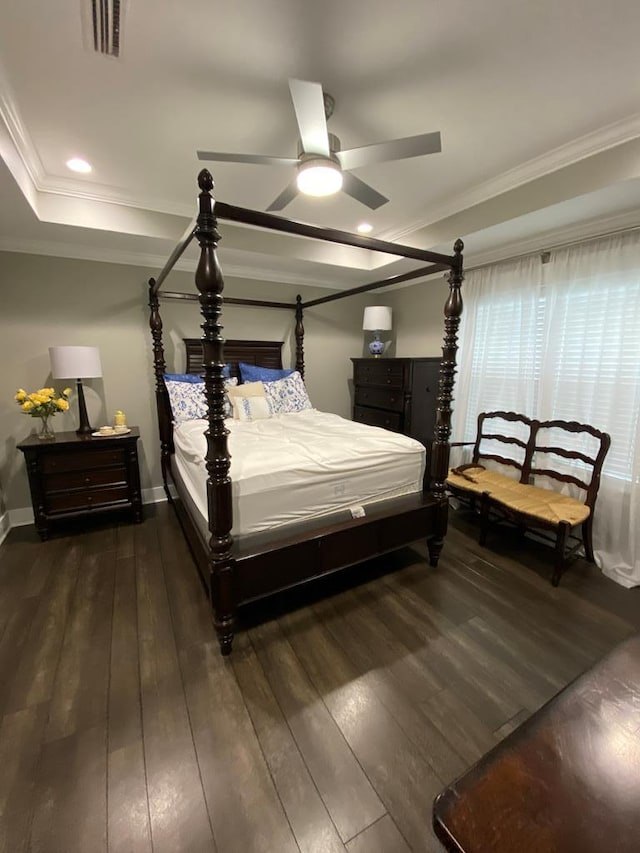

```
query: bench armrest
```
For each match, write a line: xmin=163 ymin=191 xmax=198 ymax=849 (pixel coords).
xmin=450 ymin=442 xmax=475 ymax=448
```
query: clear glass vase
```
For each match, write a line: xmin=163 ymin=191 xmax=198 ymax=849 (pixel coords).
xmin=37 ymin=415 xmax=55 ymax=440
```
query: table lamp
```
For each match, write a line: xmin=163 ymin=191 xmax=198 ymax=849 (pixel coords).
xmin=363 ymin=306 xmax=392 ymax=357
xmin=49 ymin=345 xmax=103 ymax=435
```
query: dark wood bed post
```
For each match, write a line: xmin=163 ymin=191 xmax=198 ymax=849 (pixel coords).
xmin=428 ymin=238 xmax=464 ymax=566
xmin=295 ymin=294 xmax=305 ymax=378
xmin=194 ymin=168 xmax=236 ymax=655
xmin=148 ymin=280 xmax=173 ymax=497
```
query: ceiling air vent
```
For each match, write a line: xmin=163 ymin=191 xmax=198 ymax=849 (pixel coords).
xmin=83 ymin=0 xmax=122 ymax=58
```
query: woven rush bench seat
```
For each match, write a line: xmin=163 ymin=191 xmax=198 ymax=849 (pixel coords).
xmin=446 ymin=465 xmax=591 ymax=527
xmin=446 ymin=412 xmax=610 ymax=586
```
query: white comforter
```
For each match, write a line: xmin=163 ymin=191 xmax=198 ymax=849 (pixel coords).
xmin=173 ymin=409 xmax=425 ymax=536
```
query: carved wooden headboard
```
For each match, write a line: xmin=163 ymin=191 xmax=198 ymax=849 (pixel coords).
xmin=183 ymin=338 xmax=284 ymax=381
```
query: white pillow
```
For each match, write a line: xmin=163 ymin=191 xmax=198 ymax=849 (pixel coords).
xmin=228 ymin=380 xmax=265 ymax=399
xmin=263 ymin=371 xmax=312 ymax=415
xmin=233 ymin=395 xmax=272 ymax=422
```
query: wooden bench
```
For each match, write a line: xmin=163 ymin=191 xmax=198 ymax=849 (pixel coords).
xmin=432 ymin=632 xmax=640 ymax=852
xmin=446 ymin=411 xmax=610 ymax=585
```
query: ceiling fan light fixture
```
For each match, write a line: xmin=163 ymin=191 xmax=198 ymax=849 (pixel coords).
xmin=296 ymin=159 xmax=343 ymax=197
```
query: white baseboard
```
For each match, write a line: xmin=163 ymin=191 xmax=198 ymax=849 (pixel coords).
xmin=142 ymin=486 xmax=168 ymax=505
xmin=2 ymin=486 xmax=168 ymax=536
xmin=0 ymin=511 xmax=10 ymax=547
xmin=7 ymin=506 xmax=34 ymax=528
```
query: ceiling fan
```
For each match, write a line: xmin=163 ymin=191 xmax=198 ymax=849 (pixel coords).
xmin=197 ymin=78 xmax=442 ymax=212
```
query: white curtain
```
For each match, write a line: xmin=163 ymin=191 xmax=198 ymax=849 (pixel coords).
xmin=452 ymin=231 xmax=640 ymax=587
xmin=452 ymin=255 xmax=543 ymax=468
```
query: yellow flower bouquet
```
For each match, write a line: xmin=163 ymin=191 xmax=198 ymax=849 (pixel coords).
xmin=15 ymin=386 xmax=72 ymax=439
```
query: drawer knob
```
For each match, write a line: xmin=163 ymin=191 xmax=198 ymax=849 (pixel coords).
xmin=390 ymin=397 xmax=396 ymax=403
xmin=87 ymin=496 xmax=93 ymax=502
xmin=85 ymin=477 xmax=91 ymax=484
xmin=386 ymin=379 xmax=391 ymax=384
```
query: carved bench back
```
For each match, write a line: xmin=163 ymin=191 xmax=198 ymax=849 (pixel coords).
xmin=472 ymin=411 xmax=611 ymax=510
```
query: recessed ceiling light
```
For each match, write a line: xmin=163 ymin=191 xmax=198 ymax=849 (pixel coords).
xmin=357 ymin=223 xmax=373 ymax=234
xmin=66 ymin=158 xmax=92 ymax=174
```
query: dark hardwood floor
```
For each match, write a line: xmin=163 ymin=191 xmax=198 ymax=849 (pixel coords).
xmin=0 ymin=503 xmax=637 ymax=853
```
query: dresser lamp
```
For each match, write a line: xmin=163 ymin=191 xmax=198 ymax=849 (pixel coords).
xmin=49 ymin=345 xmax=102 ymax=435
xmin=363 ymin=306 xmax=392 ymax=357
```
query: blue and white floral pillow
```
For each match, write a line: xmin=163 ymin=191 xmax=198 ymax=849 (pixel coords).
xmin=263 ymin=371 xmax=312 ymax=415
xmin=165 ymin=376 xmax=237 ymax=424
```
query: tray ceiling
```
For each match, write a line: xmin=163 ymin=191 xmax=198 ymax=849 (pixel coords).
xmin=1 ymin=0 xmax=640 ymax=284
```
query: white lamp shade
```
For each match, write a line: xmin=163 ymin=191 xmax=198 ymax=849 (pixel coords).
xmin=363 ymin=306 xmax=392 ymax=331
xmin=49 ymin=346 xmax=102 ymax=379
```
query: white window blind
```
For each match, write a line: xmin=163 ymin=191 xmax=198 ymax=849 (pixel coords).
xmin=460 ymin=251 xmax=640 ymax=482
xmin=543 ymin=275 xmax=640 ymax=479
xmin=463 ymin=291 xmax=545 ymax=441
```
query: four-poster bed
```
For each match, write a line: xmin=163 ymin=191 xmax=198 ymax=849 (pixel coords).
xmin=148 ymin=169 xmax=464 ymax=655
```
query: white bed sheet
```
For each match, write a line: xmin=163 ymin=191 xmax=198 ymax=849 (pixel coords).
xmin=173 ymin=409 xmax=425 ymax=537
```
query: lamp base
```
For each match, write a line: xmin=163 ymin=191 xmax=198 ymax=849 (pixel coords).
xmin=75 ymin=378 xmax=94 ymax=435
xmin=368 ymin=333 xmax=385 ymax=358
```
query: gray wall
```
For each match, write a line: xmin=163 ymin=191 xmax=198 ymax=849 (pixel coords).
xmin=0 ymin=251 xmax=371 ymax=515
xmin=385 ymin=275 xmax=452 ymax=358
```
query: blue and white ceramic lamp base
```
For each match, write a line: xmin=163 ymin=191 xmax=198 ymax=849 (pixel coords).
xmin=369 ymin=333 xmax=385 ymax=358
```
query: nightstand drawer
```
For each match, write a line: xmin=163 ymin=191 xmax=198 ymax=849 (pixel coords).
xmin=354 ymin=361 xmax=404 ymax=389
xmin=355 ymin=386 xmax=404 ymax=412
xmin=44 ymin=466 xmax=128 ymax=492
xmin=46 ymin=484 xmax=131 ymax=514
xmin=42 ymin=447 xmax=126 ymax=474
xmin=354 ymin=406 xmax=402 ymax=432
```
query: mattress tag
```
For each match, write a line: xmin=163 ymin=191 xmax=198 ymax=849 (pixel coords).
xmin=350 ymin=505 xmax=366 ymax=518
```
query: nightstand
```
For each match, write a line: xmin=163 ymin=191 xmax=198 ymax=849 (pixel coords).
xmin=18 ymin=428 xmax=143 ymax=540
xmin=351 ymin=357 xmax=441 ymax=474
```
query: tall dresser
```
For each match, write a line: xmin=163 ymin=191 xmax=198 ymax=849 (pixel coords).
xmin=351 ymin=357 xmax=441 ymax=473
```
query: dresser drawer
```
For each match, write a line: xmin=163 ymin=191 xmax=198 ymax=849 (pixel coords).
xmin=41 ymin=447 xmax=126 ymax=474
xmin=355 ymin=386 xmax=404 ymax=412
xmin=45 ymin=484 xmax=131 ymax=514
xmin=354 ymin=361 xmax=405 ymax=389
xmin=354 ymin=405 xmax=402 ymax=432
xmin=44 ymin=466 xmax=128 ymax=493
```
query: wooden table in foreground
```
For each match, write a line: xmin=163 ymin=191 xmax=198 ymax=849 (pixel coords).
xmin=433 ymin=633 xmax=640 ymax=853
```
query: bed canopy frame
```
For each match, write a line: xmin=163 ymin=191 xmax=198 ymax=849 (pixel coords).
xmin=149 ymin=169 xmax=463 ymax=655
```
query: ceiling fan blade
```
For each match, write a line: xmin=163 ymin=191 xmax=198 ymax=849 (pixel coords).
xmin=288 ymin=78 xmax=330 ymax=157
xmin=337 ymin=131 xmax=442 ymax=171
xmin=266 ymin=179 xmax=300 ymax=212
xmin=341 ymin=173 xmax=388 ymax=210
xmin=197 ymin=150 xmax=298 ymax=167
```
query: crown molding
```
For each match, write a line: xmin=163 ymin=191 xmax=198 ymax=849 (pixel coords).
xmin=0 ymin=57 xmax=44 ymax=189
xmin=0 ymin=58 xmax=195 ymax=220
xmin=382 ymin=112 xmax=640 ymax=244
xmin=462 ymin=207 xmax=640 ymax=271
xmin=376 ymin=207 xmax=640 ymax=295
xmin=0 ymin=237 xmax=344 ymax=290
xmin=35 ymin=175 xmax=196 ymax=220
